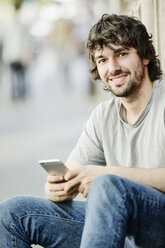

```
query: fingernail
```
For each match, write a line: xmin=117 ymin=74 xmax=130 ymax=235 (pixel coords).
xmin=58 ymin=176 xmax=64 ymax=180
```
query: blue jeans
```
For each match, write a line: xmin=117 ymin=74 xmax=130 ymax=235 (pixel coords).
xmin=0 ymin=175 xmax=165 ymax=247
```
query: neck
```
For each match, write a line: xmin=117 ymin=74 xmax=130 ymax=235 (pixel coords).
xmin=120 ymin=75 xmax=153 ymax=124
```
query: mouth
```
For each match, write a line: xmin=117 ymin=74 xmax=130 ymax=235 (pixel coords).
xmin=108 ymin=73 xmax=128 ymax=85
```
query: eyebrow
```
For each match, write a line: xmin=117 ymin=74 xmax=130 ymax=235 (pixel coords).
xmin=95 ymin=55 xmax=105 ymax=60
xmin=112 ymin=47 xmax=129 ymax=53
xmin=95 ymin=47 xmax=130 ymax=61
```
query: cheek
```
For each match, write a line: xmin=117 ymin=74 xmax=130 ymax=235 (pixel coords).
xmin=97 ymin=67 xmax=106 ymax=80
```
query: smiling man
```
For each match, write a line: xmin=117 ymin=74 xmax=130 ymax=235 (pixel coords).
xmin=0 ymin=14 xmax=165 ymax=248
xmin=95 ymin=46 xmax=146 ymax=97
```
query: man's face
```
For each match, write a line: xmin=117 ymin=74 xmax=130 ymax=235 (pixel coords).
xmin=94 ymin=44 xmax=149 ymax=98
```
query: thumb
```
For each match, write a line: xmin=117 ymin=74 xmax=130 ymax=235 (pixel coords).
xmin=64 ymin=169 xmax=79 ymax=181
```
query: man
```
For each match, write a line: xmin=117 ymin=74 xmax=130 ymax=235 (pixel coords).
xmin=2 ymin=0 xmax=30 ymax=100
xmin=0 ymin=14 xmax=165 ymax=248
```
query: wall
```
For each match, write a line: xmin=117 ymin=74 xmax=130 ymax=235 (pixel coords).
xmin=108 ymin=0 xmax=165 ymax=75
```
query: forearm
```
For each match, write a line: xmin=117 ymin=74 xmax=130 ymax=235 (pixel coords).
xmin=64 ymin=159 xmax=165 ymax=195
xmin=107 ymin=166 xmax=165 ymax=193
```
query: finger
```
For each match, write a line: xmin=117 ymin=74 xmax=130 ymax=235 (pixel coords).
xmin=78 ymin=184 xmax=88 ymax=198
xmin=46 ymin=189 xmax=78 ymax=202
xmin=68 ymin=185 xmax=80 ymax=194
xmin=83 ymin=188 xmax=88 ymax=198
xmin=64 ymin=177 xmax=81 ymax=193
xmin=50 ymin=184 xmax=79 ymax=194
xmin=64 ymin=169 xmax=79 ymax=181
xmin=47 ymin=193 xmax=77 ymax=202
xmin=78 ymin=184 xmax=84 ymax=194
xmin=48 ymin=181 xmax=67 ymax=192
xmin=53 ymin=186 xmax=79 ymax=197
xmin=47 ymin=179 xmax=79 ymax=193
xmin=47 ymin=174 xmax=64 ymax=183
xmin=46 ymin=193 xmax=72 ymax=202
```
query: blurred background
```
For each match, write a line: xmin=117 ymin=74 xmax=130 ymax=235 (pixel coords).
xmin=0 ymin=0 xmax=165 ymax=247
xmin=0 ymin=0 xmax=165 ymax=204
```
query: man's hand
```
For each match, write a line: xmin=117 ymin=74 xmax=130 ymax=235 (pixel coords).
xmin=64 ymin=165 xmax=107 ymax=198
xmin=45 ymin=174 xmax=79 ymax=202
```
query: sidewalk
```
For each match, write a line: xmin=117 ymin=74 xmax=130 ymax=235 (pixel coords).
xmin=0 ymin=85 xmax=108 ymax=201
xmin=0 ymin=73 xmax=110 ymax=248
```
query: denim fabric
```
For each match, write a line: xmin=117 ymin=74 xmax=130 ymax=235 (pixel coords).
xmin=0 ymin=175 xmax=165 ymax=247
xmin=0 ymin=197 xmax=85 ymax=247
xmin=80 ymin=174 xmax=165 ymax=248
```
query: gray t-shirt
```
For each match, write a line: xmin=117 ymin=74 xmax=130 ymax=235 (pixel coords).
xmin=69 ymin=79 xmax=165 ymax=169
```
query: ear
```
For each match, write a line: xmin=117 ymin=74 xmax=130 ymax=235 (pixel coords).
xmin=142 ymin=58 xmax=150 ymax=66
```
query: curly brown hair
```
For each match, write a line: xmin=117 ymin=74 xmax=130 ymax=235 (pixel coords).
xmin=86 ymin=14 xmax=162 ymax=82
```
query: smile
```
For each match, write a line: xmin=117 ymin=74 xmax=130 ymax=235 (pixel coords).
xmin=109 ymin=74 xmax=128 ymax=85
xmin=111 ymin=76 xmax=126 ymax=81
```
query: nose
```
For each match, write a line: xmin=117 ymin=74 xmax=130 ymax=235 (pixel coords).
xmin=107 ymin=57 xmax=121 ymax=76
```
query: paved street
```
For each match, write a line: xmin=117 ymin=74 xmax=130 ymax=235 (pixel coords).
xmin=0 ymin=80 xmax=108 ymax=202
xmin=0 ymin=71 xmax=109 ymax=248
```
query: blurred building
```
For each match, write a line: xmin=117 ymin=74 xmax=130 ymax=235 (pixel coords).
xmin=108 ymin=0 xmax=165 ymax=74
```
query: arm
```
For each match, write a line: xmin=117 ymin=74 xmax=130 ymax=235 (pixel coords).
xmin=108 ymin=166 xmax=165 ymax=192
xmin=64 ymin=160 xmax=165 ymax=198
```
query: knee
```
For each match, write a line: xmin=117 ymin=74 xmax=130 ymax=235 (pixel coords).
xmin=0 ymin=196 xmax=33 ymax=224
xmin=92 ymin=174 xmax=126 ymax=190
xmin=89 ymin=174 xmax=130 ymax=201
xmin=0 ymin=197 xmax=20 ymax=229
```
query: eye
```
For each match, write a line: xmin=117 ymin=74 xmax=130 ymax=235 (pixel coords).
xmin=98 ymin=58 xmax=106 ymax=64
xmin=118 ymin=52 xmax=128 ymax=57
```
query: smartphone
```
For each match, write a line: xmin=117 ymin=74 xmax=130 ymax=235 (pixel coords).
xmin=39 ymin=159 xmax=68 ymax=175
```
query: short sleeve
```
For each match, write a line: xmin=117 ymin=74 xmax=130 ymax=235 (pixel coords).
xmin=69 ymin=103 xmax=106 ymax=165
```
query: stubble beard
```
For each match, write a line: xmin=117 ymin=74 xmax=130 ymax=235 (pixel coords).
xmin=104 ymin=64 xmax=145 ymax=100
